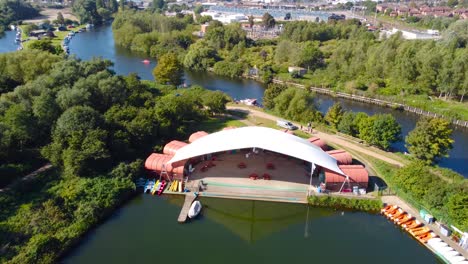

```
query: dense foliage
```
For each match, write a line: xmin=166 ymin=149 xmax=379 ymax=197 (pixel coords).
xmin=112 ymin=10 xmax=194 ymax=58
xmin=152 ymin=52 xmax=183 ymax=85
xmin=0 ymin=51 xmax=231 ymax=263
xmin=0 ymin=0 xmax=38 ymax=33
xmin=308 ymin=195 xmax=382 ymax=212
xmin=73 ymin=0 xmax=118 ymax=24
xmin=405 ymin=117 xmax=454 ymax=164
xmin=266 ymin=85 xmax=323 ymax=123
xmin=391 ymin=162 xmax=467 ymax=230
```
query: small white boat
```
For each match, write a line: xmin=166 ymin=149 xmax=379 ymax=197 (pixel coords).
xmin=188 ymin=200 xmax=202 ymax=219
xmin=239 ymin=98 xmax=257 ymax=106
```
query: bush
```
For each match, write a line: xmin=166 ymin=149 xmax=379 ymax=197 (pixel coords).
xmin=308 ymin=195 xmax=382 ymax=212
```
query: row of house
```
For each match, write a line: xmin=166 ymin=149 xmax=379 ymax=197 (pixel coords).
xmin=376 ymin=4 xmax=468 ymax=19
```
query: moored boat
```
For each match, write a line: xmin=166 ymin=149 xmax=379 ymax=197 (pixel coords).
xmin=188 ymin=200 xmax=202 ymax=219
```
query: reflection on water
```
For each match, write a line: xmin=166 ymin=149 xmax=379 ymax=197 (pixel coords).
xmin=64 ymin=195 xmax=440 ymax=264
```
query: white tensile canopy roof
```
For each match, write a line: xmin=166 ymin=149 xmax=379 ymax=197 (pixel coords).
xmin=169 ymin=126 xmax=344 ymax=175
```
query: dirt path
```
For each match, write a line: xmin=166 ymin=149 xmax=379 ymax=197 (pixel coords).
xmin=0 ymin=164 xmax=52 ymax=193
xmin=227 ymin=105 xmax=404 ymax=167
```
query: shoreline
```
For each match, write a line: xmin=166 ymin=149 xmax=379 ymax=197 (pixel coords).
xmin=241 ymin=74 xmax=468 ymax=128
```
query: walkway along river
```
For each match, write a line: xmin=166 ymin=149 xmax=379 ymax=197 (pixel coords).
xmin=1 ymin=25 xmax=467 ymax=177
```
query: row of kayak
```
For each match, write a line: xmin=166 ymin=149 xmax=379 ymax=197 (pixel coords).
xmin=136 ymin=179 xmax=185 ymax=195
xmin=381 ymin=205 xmax=467 ymax=264
xmin=381 ymin=205 xmax=433 ymax=243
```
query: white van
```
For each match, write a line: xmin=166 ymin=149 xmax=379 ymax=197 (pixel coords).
xmin=277 ymin=120 xmax=298 ymax=130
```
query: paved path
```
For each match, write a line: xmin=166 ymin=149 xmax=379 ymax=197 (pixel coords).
xmin=227 ymin=106 xmax=404 ymax=167
xmin=0 ymin=164 xmax=52 ymax=192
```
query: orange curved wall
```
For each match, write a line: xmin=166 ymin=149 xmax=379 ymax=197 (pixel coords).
xmin=163 ymin=140 xmax=188 ymax=156
xmin=189 ymin=131 xmax=208 ymax=143
xmin=326 ymin=149 xmax=353 ymax=165
xmin=308 ymin=137 xmax=328 ymax=150
xmin=145 ymin=153 xmax=186 ymax=178
xmin=324 ymin=165 xmax=368 ymax=184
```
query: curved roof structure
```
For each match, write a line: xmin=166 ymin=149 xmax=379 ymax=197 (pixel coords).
xmin=189 ymin=131 xmax=209 ymax=143
xmin=163 ymin=140 xmax=188 ymax=156
xmin=326 ymin=149 xmax=353 ymax=165
xmin=324 ymin=165 xmax=368 ymax=183
xmin=308 ymin=137 xmax=328 ymax=150
xmin=169 ymin=126 xmax=344 ymax=175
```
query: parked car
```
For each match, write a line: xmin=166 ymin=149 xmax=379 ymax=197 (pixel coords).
xmin=276 ymin=120 xmax=298 ymax=130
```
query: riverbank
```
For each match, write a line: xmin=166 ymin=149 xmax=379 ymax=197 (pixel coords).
xmin=261 ymin=77 xmax=468 ymax=128
xmin=19 ymin=24 xmax=86 ymax=52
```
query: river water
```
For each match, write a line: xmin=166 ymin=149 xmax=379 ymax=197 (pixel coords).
xmin=64 ymin=195 xmax=440 ymax=264
xmin=1 ymin=25 xmax=467 ymax=176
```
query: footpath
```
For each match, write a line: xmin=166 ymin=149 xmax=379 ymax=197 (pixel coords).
xmin=0 ymin=164 xmax=52 ymax=193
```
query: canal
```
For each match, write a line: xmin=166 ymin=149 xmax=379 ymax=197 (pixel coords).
xmin=64 ymin=195 xmax=441 ymax=264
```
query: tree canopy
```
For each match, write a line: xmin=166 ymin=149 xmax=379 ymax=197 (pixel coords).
xmin=405 ymin=117 xmax=454 ymax=164
xmin=153 ymin=53 xmax=183 ymax=86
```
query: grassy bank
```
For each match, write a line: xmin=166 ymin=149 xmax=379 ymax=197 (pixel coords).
xmin=275 ymin=73 xmax=468 ymax=121
xmin=308 ymin=195 xmax=382 ymax=213
xmin=19 ymin=24 xmax=86 ymax=50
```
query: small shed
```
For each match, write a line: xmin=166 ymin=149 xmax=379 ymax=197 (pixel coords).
xmin=324 ymin=165 xmax=368 ymax=191
xmin=163 ymin=140 xmax=188 ymax=156
xmin=308 ymin=137 xmax=328 ymax=151
xmin=189 ymin=131 xmax=209 ymax=143
xmin=144 ymin=153 xmax=186 ymax=180
xmin=326 ymin=149 xmax=352 ymax=165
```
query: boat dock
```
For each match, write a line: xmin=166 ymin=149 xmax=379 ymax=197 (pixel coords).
xmin=178 ymin=194 xmax=197 ymax=223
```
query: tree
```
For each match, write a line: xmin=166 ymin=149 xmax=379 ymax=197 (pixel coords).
xmin=263 ymin=83 xmax=287 ymax=109
xmin=337 ymin=111 xmax=356 ymax=135
xmin=359 ymin=114 xmax=401 ymax=150
xmin=0 ymin=104 xmax=36 ymax=151
xmin=183 ymin=40 xmax=218 ymax=71
xmin=41 ymin=106 xmax=110 ymax=176
xmin=57 ymin=12 xmax=65 ymax=25
xmin=153 ymin=53 xmax=183 ymax=86
xmin=202 ymin=91 xmax=229 ymax=115
xmin=325 ymin=103 xmax=344 ymax=129
xmin=262 ymin=12 xmax=275 ymax=29
xmin=405 ymin=117 xmax=454 ymax=164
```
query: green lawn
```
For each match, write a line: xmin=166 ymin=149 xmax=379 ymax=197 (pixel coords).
xmin=20 ymin=24 xmax=86 ymax=50
xmin=195 ymin=115 xmax=246 ymax=133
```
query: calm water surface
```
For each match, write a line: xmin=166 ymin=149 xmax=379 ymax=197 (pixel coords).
xmin=64 ymin=195 xmax=440 ymax=264
xmin=1 ymin=25 xmax=467 ymax=176
xmin=0 ymin=30 xmax=20 ymax=53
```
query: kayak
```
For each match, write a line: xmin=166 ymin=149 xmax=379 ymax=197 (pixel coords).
xmin=157 ymin=181 xmax=167 ymax=196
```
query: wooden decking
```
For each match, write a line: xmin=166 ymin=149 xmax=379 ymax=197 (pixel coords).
xmin=178 ymin=194 xmax=196 ymax=223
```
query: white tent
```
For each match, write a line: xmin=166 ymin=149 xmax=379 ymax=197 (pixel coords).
xmin=169 ymin=126 xmax=344 ymax=175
